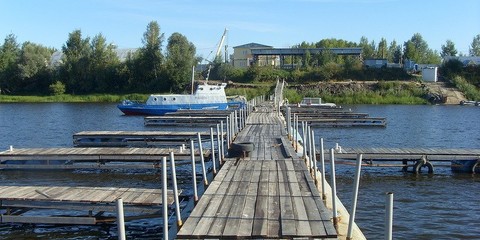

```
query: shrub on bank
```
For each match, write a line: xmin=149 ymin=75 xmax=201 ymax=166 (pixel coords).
xmin=451 ymin=75 xmax=480 ymax=101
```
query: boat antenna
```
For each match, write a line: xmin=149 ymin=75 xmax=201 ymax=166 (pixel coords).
xmin=191 ymin=66 xmax=195 ymax=94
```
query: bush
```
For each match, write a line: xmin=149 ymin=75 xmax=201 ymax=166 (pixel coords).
xmin=49 ymin=81 xmax=66 ymax=95
xmin=451 ymin=75 xmax=480 ymax=101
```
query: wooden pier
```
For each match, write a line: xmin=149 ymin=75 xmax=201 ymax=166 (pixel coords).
xmin=145 ymin=116 xmax=228 ymax=126
xmin=286 ymin=105 xmax=387 ymax=127
xmin=0 ymin=186 xmax=177 ymax=224
xmin=0 ymin=148 xmax=187 ymax=225
xmin=334 ymin=147 xmax=480 ymax=160
xmin=73 ymin=130 xmax=222 ymax=147
xmin=321 ymin=147 xmax=480 ymax=173
xmin=0 ymin=147 xmax=209 ymax=169
xmin=176 ymin=104 xmax=338 ymax=239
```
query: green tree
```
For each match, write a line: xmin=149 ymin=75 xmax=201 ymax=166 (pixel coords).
xmin=165 ymin=32 xmax=196 ymax=92
xmin=441 ymin=40 xmax=457 ymax=57
xmin=60 ymin=29 xmax=91 ymax=93
xmin=89 ymin=33 xmax=119 ymax=92
xmin=387 ymin=40 xmax=398 ymax=62
xmin=49 ymin=80 xmax=66 ymax=95
xmin=16 ymin=42 xmax=54 ymax=93
xmin=403 ymin=33 xmax=440 ymax=64
xmin=377 ymin=38 xmax=388 ymax=59
xmin=0 ymin=34 xmax=21 ymax=93
xmin=470 ymin=34 xmax=480 ymax=56
xmin=359 ymin=36 xmax=375 ymax=59
xmin=136 ymin=21 xmax=165 ymax=91
xmin=393 ymin=45 xmax=403 ymax=64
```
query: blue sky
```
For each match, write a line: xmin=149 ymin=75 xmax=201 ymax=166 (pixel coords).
xmin=1 ymin=0 xmax=479 ymax=61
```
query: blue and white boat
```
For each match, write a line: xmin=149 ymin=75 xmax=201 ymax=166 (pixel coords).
xmin=118 ymin=82 xmax=229 ymax=116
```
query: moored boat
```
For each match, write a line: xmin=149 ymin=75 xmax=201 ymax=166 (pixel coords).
xmin=118 ymin=83 xmax=229 ymax=116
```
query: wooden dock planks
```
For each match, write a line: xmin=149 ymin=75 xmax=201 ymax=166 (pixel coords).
xmin=330 ymin=147 xmax=480 ymax=161
xmin=0 ymin=186 xmax=176 ymax=205
xmin=177 ymin=159 xmax=336 ymax=239
xmin=0 ymin=147 xmax=209 ymax=170
xmin=177 ymin=106 xmax=337 ymax=239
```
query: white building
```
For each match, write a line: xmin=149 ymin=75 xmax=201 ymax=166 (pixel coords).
xmin=422 ymin=67 xmax=438 ymax=82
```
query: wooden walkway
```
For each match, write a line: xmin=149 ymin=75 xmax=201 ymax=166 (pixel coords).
xmin=0 ymin=186 xmax=176 ymax=225
xmin=177 ymin=105 xmax=337 ymax=239
xmin=332 ymin=147 xmax=480 ymax=161
xmin=73 ymin=130 xmax=222 ymax=147
xmin=286 ymin=105 xmax=387 ymax=127
xmin=0 ymin=148 xmax=182 ymax=225
xmin=0 ymin=186 xmax=174 ymax=206
xmin=0 ymin=147 xmax=208 ymax=169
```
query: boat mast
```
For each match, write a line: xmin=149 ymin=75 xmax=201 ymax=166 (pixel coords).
xmin=191 ymin=66 xmax=195 ymax=94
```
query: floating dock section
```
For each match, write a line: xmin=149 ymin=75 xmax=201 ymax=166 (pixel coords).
xmin=286 ymin=105 xmax=386 ymax=127
xmin=0 ymin=147 xmax=208 ymax=169
xmin=0 ymin=148 xmax=183 ymax=225
xmin=329 ymin=146 xmax=480 ymax=173
xmin=73 ymin=130 xmax=222 ymax=147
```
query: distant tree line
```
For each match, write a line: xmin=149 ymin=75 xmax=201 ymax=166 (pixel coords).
xmin=0 ymin=21 xmax=196 ymax=95
xmin=1 ymin=25 xmax=479 ymax=96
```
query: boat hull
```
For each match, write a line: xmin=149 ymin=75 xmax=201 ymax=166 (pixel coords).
xmin=117 ymin=102 xmax=229 ymax=116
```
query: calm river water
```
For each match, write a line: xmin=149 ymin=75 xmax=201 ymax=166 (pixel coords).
xmin=0 ymin=103 xmax=479 ymax=239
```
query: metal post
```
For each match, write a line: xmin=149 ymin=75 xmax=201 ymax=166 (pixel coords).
xmin=385 ymin=192 xmax=394 ymax=240
xmin=330 ymin=148 xmax=339 ymax=229
xmin=238 ymin=109 xmax=242 ymax=131
xmin=320 ymin=138 xmax=326 ymax=200
xmin=295 ymin=115 xmax=299 ymax=152
xmin=240 ymin=108 xmax=243 ymax=130
xmin=169 ymin=152 xmax=182 ymax=228
xmin=312 ymin=130 xmax=317 ymax=180
xmin=234 ymin=110 xmax=238 ymax=135
xmin=244 ymin=106 xmax=247 ymax=127
xmin=302 ymin=121 xmax=306 ymax=159
xmin=306 ymin=125 xmax=311 ymax=166
xmin=190 ymin=140 xmax=198 ymax=204
xmin=116 ymin=198 xmax=126 ymax=240
xmin=197 ymin=132 xmax=208 ymax=186
xmin=347 ymin=154 xmax=363 ymax=240
xmin=216 ymin=124 xmax=222 ymax=166
xmin=220 ymin=120 xmax=225 ymax=161
xmin=225 ymin=117 xmax=230 ymax=148
xmin=286 ymin=107 xmax=291 ymax=140
xmin=210 ymin=128 xmax=217 ymax=175
xmin=293 ymin=113 xmax=296 ymax=147
xmin=309 ymin=126 xmax=314 ymax=171
xmin=229 ymin=112 xmax=233 ymax=143
xmin=162 ymin=156 xmax=168 ymax=240
xmin=233 ymin=110 xmax=236 ymax=134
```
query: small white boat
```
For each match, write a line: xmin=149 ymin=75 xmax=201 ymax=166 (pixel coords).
xmin=298 ymin=97 xmax=336 ymax=108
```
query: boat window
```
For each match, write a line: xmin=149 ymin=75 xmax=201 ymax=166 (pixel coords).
xmin=173 ymin=97 xmax=176 ymax=101
xmin=199 ymin=88 xmax=203 ymax=90
xmin=153 ymin=97 xmax=157 ymax=101
xmin=163 ymin=98 xmax=167 ymax=101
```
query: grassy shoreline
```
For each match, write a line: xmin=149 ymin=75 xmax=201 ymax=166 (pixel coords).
xmin=0 ymin=94 xmax=149 ymax=103
xmin=0 ymin=80 xmax=429 ymax=104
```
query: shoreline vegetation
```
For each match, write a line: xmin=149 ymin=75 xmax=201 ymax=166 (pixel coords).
xmin=0 ymin=80 xmax=429 ymax=105
xmin=1 ymin=23 xmax=478 ymax=105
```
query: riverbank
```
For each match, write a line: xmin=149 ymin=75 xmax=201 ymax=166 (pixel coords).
xmin=0 ymin=93 xmax=147 ymax=103
xmin=0 ymin=80 xmax=466 ymax=105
